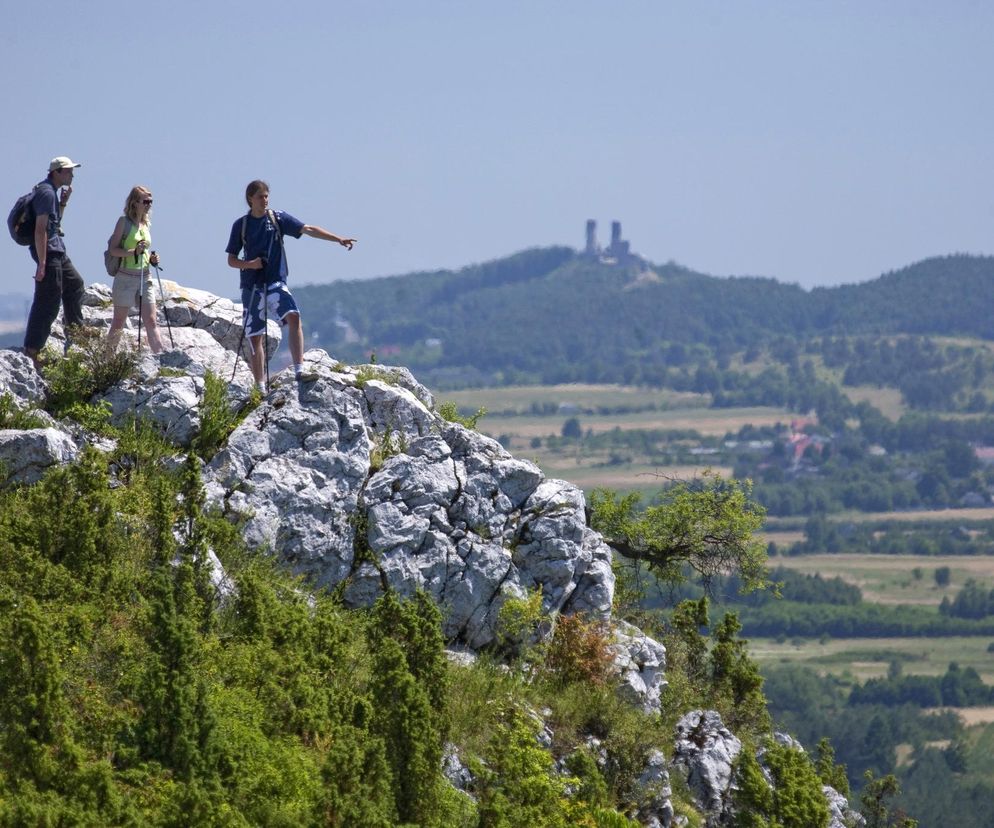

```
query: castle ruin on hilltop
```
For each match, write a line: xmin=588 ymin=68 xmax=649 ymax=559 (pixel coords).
xmin=584 ymin=219 xmax=637 ymax=265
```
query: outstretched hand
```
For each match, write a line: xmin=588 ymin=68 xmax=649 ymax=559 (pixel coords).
xmin=339 ymin=238 xmax=356 ymax=251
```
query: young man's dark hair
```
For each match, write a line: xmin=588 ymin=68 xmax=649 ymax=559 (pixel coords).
xmin=22 ymin=156 xmax=86 ymax=367
xmin=245 ymin=179 xmax=269 ymax=206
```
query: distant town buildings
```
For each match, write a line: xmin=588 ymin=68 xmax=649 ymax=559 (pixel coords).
xmin=584 ymin=220 xmax=636 ymax=265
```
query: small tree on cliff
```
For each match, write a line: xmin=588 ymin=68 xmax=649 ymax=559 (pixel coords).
xmin=590 ymin=470 xmax=770 ymax=595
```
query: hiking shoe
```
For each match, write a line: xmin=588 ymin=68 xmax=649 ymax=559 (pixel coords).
xmin=295 ymin=369 xmax=319 ymax=383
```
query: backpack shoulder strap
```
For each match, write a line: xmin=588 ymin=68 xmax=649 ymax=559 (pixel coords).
xmin=117 ymin=215 xmax=134 ymax=247
xmin=241 ymin=213 xmax=248 ymax=254
xmin=267 ymin=209 xmax=284 ymax=244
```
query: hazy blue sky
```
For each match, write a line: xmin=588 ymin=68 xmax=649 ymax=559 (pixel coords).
xmin=3 ymin=1 xmax=994 ymax=300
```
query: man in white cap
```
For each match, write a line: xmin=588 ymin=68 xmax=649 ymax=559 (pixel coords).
xmin=23 ymin=156 xmax=86 ymax=366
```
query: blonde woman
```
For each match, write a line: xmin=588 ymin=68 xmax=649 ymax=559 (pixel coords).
xmin=106 ymin=186 xmax=164 ymax=353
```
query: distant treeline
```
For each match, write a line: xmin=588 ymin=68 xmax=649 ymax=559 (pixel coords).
xmin=738 ymin=602 xmax=994 ymax=638
xmin=849 ymin=662 xmax=994 ymax=707
xmin=297 ymin=250 xmax=994 ymax=390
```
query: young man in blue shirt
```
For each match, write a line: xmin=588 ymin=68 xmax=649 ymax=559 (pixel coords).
xmin=226 ymin=179 xmax=355 ymax=393
xmin=23 ymin=156 xmax=86 ymax=368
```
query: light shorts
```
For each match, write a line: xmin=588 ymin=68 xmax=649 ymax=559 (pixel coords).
xmin=112 ymin=268 xmax=154 ymax=309
xmin=241 ymin=281 xmax=300 ymax=338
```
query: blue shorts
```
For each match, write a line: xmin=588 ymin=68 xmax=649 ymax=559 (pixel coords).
xmin=241 ymin=282 xmax=300 ymax=338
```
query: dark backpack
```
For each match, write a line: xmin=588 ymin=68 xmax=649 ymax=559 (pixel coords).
xmin=7 ymin=187 xmax=38 ymax=246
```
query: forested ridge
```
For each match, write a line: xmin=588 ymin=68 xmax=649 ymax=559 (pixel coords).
xmin=296 ymin=251 xmax=994 ymax=387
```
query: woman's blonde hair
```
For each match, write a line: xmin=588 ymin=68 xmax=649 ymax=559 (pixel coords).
xmin=124 ymin=186 xmax=152 ymax=225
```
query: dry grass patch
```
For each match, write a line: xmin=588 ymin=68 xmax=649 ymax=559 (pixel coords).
xmin=443 ymin=383 xmax=708 ymax=414
xmin=943 ymin=706 xmax=994 ymax=726
xmin=841 ymin=385 xmax=907 ymax=421
xmin=481 ymin=406 xmax=793 ymax=440
xmin=771 ymin=553 xmax=994 ymax=605
xmin=751 ymin=635 xmax=994 ymax=684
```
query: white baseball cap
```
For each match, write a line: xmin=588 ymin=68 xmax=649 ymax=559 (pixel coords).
xmin=48 ymin=156 xmax=82 ymax=172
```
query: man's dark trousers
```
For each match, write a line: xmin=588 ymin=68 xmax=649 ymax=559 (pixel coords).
xmin=24 ymin=253 xmax=85 ymax=352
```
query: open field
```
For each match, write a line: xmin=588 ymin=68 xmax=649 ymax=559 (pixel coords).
xmin=441 ymin=384 xmax=709 ymax=414
xmin=751 ymin=635 xmax=994 ymax=683
xmin=480 ymin=406 xmax=793 ymax=441
xmin=763 ymin=506 xmax=994 ymax=534
xmin=770 ymin=553 xmax=994 ymax=606
xmin=839 ymin=384 xmax=907 ymax=421
xmin=436 ymin=384 xmax=795 ymax=495
xmin=526 ymin=461 xmax=735 ymax=494
xmin=838 ymin=506 xmax=994 ymax=524
xmin=759 ymin=530 xmax=806 ymax=547
xmin=942 ymin=706 xmax=994 ymax=726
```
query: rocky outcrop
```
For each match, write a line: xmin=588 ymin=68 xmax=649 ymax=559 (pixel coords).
xmin=611 ymin=620 xmax=668 ymax=713
xmin=634 ymin=749 xmax=675 ymax=828
xmin=202 ymin=352 xmax=615 ymax=648
xmin=0 ymin=349 xmax=46 ymax=405
xmin=673 ymin=715 xmax=866 ymax=828
xmin=825 ymin=784 xmax=865 ymax=828
xmin=3 ymin=282 xmax=618 ymax=653
xmin=0 ymin=427 xmax=79 ymax=485
xmin=672 ymin=710 xmax=741 ymax=826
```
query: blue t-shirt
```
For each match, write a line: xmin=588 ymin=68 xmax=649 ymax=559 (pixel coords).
xmin=226 ymin=209 xmax=305 ymax=289
xmin=31 ymin=179 xmax=65 ymax=255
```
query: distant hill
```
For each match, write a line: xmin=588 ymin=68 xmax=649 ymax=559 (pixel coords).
xmin=0 ymin=292 xmax=30 ymax=320
xmin=295 ymin=251 xmax=994 ymax=387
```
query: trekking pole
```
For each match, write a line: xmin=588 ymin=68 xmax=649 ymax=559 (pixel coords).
xmin=150 ymin=252 xmax=174 ymax=349
xmin=261 ymin=277 xmax=270 ymax=391
xmin=230 ymin=282 xmax=256 ymax=384
xmin=132 ymin=246 xmax=144 ymax=454
xmin=136 ymin=249 xmax=144 ymax=356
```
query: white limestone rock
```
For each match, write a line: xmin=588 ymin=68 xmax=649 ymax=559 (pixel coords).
xmin=98 ymin=373 xmax=204 ymax=446
xmin=824 ymin=784 xmax=865 ymax=828
xmin=153 ymin=280 xmax=281 ymax=359
xmin=204 ymin=358 xmax=372 ymax=589
xmin=0 ymin=349 xmax=46 ymax=406
xmin=634 ymin=749 xmax=675 ymax=828
xmin=610 ymin=620 xmax=668 ymax=714
xmin=673 ymin=710 xmax=741 ymax=825
xmin=0 ymin=427 xmax=79 ymax=484
xmin=363 ymin=378 xmax=436 ymax=438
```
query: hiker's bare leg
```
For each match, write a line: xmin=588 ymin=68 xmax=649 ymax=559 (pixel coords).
xmin=107 ymin=305 xmax=131 ymax=349
xmin=142 ymin=301 xmax=164 ymax=354
xmin=249 ymin=334 xmax=265 ymax=385
xmin=285 ymin=312 xmax=304 ymax=366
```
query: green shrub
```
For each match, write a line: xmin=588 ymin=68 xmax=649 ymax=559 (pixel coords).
xmin=110 ymin=415 xmax=177 ymax=481
xmin=369 ymin=422 xmax=406 ymax=470
xmin=438 ymin=400 xmax=487 ymax=430
xmin=355 ymin=364 xmax=405 ymax=389
xmin=0 ymin=393 xmax=47 ymax=429
xmin=732 ymin=739 xmax=830 ymax=828
xmin=193 ymin=370 xmax=253 ymax=460
xmin=471 ymin=705 xmax=577 ymax=828
xmin=495 ymin=587 xmax=545 ymax=662
xmin=42 ymin=326 xmax=136 ymax=415
xmin=61 ymin=400 xmax=114 ymax=434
